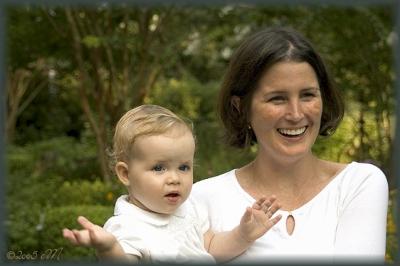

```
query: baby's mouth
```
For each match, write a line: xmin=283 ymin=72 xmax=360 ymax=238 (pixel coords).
xmin=164 ymin=192 xmax=181 ymax=203
xmin=277 ymin=126 xmax=307 ymax=137
xmin=165 ymin=192 xmax=180 ymax=197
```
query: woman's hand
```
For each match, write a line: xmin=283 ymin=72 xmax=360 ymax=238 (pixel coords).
xmin=238 ymin=196 xmax=282 ymax=243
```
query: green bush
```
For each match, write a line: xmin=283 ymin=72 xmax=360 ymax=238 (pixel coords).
xmin=7 ymin=205 xmax=113 ymax=262
xmin=6 ymin=137 xmax=124 ymax=260
xmin=57 ymin=179 xmax=124 ymax=207
xmin=7 ymin=136 xmax=101 ymax=181
xmin=6 ymin=175 xmax=121 ymax=259
xmin=6 ymin=202 xmax=44 ymax=254
xmin=386 ymin=190 xmax=398 ymax=263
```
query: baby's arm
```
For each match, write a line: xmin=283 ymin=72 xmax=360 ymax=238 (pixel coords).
xmin=204 ymin=196 xmax=281 ymax=263
xmin=62 ymin=216 xmax=138 ymax=262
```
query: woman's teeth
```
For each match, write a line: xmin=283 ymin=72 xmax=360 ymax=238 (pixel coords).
xmin=278 ymin=127 xmax=307 ymax=136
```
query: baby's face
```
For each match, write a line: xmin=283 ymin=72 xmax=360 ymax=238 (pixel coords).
xmin=126 ymin=128 xmax=195 ymax=215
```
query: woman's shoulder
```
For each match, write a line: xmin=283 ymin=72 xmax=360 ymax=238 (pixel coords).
xmin=192 ymin=169 xmax=237 ymax=197
xmin=341 ymin=161 xmax=386 ymax=179
xmin=322 ymin=160 xmax=386 ymax=181
xmin=193 ymin=169 xmax=236 ymax=188
xmin=334 ymin=161 xmax=388 ymax=194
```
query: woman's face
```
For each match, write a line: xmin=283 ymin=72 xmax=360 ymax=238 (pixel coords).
xmin=249 ymin=61 xmax=323 ymax=162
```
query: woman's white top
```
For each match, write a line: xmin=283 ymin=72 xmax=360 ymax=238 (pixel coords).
xmin=103 ymin=195 xmax=215 ymax=264
xmin=191 ymin=162 xmax=388 ymax=263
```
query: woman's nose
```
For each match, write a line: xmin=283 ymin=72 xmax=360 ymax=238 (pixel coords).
xmin=286 ymin=99 xmax=304 ymax=121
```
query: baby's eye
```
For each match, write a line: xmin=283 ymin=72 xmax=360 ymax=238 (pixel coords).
xmin=152 ymin=164 xmax=165 ymax=172
xmin=179 ymin=164 xmax=191 ymax=172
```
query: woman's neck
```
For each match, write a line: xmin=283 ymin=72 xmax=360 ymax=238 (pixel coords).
xmin=238 ymin=152 xmax=333 ymax=211
xmin=252 ymin=151 xmax=319 ymax=187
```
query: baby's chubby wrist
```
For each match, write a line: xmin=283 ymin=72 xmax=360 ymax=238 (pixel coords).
xmin=233 ymin=226 xmax=255 ymax=245
xmin=95 ymin=238 xmax=119 ymax=255
xmin=96 ymin=242 xmax=122 ymax=259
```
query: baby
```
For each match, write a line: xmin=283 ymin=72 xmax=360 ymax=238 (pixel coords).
xmin=63 ymin=104 xmax=281 ymax=263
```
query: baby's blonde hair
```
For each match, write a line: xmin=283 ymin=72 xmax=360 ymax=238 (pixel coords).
xmin=110 ymin=105 xmax=193 ymax=173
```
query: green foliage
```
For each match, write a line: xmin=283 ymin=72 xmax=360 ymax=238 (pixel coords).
xmin=6 ymin=175 xmax=118 ymax=260
xmin=313 ymin=115 xmax=354 ymax=163
xmin=386 ymin=190 xmax=398 ymax=263
xmin=57 ymin=179 xmax=124 ymax=207
xmin=7 ymin=7 xmax=70 ymax=68
xmin=7 ymin=136 xmax=100 ymax=181
xmin=6 ymin=137 xmax=122 ymax=260
xmin=6 ymin=177 xmax=119 ymax=261
xmin=82 ymin=35 xmax=102 ymax=48
xmin=12 ymin=85 xmax=85 ymax=145
xmin=7 ymin=204 xmax=112 ymax=261
xmin=144 ymin=73 xmax=203 ymax=121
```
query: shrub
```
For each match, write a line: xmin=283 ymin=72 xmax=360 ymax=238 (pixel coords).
xmin=7 ymin=136 xmax=101 ymax=181
xmin=10 ymin=205 xmax=113 ymax=262
xmin=386 ymin=189 xmax=398 ymax=263
xmin=56 ymin=179 xmax=124 ymax=207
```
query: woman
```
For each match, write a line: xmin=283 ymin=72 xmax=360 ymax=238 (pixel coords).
xmin=191 ymin=26 xmax=389 ymax=263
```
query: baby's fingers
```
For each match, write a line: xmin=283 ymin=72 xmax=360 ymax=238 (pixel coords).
xmin=261 ymin=213 xmax=282 ymax=232
xmin=265 ymin=201 xmax=281 ymax=218
xmin=72 ymin=229 xmax=92 ymax=246
xmin=252 ymin=196 xmax=269 ymax=210
xmin=62 ymin=228 xmax=79 ymax=245
xmin=258 ymin=196 xmax=278 ymax=214
xmin=269 ymin=214 xmax=282 ymax=226
xmin=77 ymin=216 xmax=96 ymax=230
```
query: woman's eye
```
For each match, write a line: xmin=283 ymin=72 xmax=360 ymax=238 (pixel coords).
xmin=152 ymin=165 xmax=165 ymax=172
xmin=268 ymin=96 xmax=286 ymax=103
xmin=179 ymin=165 xmax=191 ymax=171
xmin=301 ymin=93 xmax=316 ymax=100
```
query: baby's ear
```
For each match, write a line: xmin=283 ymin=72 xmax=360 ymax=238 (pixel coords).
xmin=115 ymin=162 xmax=130 ymax=186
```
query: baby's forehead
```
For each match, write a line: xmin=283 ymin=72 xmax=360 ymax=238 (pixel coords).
xmin=139 ymin=124 xmax=193 ymax=140
xmin=129 ymin=128 xmax=195 ymax=154
xmin=135 ymin=119 xmax=191 ymax=135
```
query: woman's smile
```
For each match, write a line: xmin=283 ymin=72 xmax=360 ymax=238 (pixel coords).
xmin=277 ymin=126 xmax=308 ymax=137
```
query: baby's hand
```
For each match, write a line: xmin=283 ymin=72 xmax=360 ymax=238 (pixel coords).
xmin=238 ymin=195 xmax=281 ymax=243
xmin=62 ymin=216 xmax=117 ymax=252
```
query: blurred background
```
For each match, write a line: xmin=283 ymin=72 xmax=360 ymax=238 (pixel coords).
xmin=4 ymin=3 xmax=398 ymax=263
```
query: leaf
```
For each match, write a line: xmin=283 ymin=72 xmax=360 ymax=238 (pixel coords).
xmin=82 ymin=35 xmax=101 ymax=48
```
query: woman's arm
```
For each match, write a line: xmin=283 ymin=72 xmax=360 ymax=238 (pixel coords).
xmin=334 ymin=165 xmax=388 ymax=262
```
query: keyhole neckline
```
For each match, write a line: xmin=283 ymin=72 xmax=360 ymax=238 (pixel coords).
xmin=286 ymin=212 xmax=296 ymax=236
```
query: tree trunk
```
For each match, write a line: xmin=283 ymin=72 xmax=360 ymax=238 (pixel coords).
xmin=65 ymin=8 xmax=111 ymax=183
xmin=6 ymin=67 xmax=46 ymax=143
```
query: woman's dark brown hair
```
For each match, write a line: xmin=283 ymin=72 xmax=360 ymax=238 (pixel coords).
xmin=218 ymin=26 xmax=344 ymax=148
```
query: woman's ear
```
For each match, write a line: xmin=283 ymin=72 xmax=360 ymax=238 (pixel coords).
xmin=231 ymin=96 xmax=241 ymax=113
xmin=115 ymin=162 xmax=130 ymax=186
